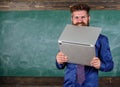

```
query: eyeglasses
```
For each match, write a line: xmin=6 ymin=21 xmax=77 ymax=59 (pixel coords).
xmin=72 ymin=15 xmax=89 ymax=20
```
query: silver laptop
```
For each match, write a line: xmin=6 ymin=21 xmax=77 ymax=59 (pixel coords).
xmin=58 ymin=24 xmax=101 ymax=66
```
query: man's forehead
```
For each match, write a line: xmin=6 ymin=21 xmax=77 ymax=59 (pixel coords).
xmin=72 ymin=10 xmax=88 ymax=15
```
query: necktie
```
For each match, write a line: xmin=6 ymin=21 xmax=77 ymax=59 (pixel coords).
xmin=77 ymin=64 xmax=85 ymax=85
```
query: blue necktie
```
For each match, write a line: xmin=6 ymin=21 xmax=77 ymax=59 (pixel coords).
xmin=77 ymin=64 xmax=85 ymax=85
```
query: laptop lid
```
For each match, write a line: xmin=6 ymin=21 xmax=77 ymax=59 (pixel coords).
xmin=58 ymin=24 xmax=101 ymax=46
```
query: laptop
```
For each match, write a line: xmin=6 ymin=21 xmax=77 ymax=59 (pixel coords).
xmin=58 ymin=24 xmax=101 ymax=66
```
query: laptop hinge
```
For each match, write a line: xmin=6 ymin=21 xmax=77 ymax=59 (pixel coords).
xmin=58 ymin=41 xmax=94 ymax=47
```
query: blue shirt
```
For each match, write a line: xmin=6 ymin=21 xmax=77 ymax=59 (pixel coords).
xmin=56 ymin=34 xmax=114 ymax=87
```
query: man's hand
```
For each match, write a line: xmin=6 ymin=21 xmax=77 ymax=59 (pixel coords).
xmin=90 ymin=57 xmax=101 ymax=69
xmin=56 ymin=52 xmax=68 ymax=64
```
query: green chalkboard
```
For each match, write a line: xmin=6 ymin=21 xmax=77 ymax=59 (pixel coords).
xmin=0 ymin=10 xmax=120 ymax=76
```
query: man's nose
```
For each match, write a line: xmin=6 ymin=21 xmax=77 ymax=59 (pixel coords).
xmin=77 ymin=17 xmax=83 ymax=22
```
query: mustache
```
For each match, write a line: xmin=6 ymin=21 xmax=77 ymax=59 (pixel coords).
xmin=74 ymin=22 xmax=86 ymax=26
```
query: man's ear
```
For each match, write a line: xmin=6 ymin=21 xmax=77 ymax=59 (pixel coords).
xmin=88 ymin=15 xmax=90 ymax=20
xmin=71 ymin=15 xmax=73 ymax=22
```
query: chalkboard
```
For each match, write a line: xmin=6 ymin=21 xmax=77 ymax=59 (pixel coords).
xmin=0 ymin=10 xmax=120 ymax=76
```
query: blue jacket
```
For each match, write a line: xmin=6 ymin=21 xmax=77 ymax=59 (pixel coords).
xmin=56 ymin=34 xmax=114 ymax=87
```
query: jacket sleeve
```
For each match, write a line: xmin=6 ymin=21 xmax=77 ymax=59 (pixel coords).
xmin=56 ymin=60 xmax=66 ymax=69
xmin=99 ymin=35 xmax=114 ymax=72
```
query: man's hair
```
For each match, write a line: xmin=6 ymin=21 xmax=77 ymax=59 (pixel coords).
xmin=70 ymin=3 xmax=90 ymax=14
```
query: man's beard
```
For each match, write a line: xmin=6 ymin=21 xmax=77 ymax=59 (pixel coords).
xmin=72 ymin=22 xmax=89 ymax=26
